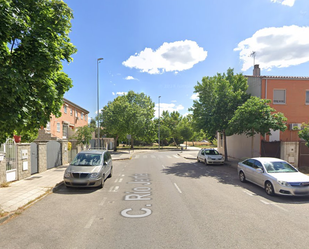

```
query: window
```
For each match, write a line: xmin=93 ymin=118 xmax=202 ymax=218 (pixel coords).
xmin=63 ymin=124 xmax=68 ymax=138
xmin=70 ymin=108 xmax=73 ymax=116
xmin=46 ymin=122 xmax=50 ymax=130
xmin=57 ymin=123 xmax=60 ymax=133
xmin=273 ymin=89 xmax=286 ymax=104
xmin=306 ymin=90 xmax=309 ymax=104
xmin=64 ymin=105 xmax=67 ymax=114
xmin=81 ymin=113 xmax=84 ymax=120
xmin=75 ymin=110 xmax=78 ymax=118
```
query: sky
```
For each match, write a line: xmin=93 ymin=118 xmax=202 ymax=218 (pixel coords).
xmin=62 ymin=0 xmax=309 ymax=121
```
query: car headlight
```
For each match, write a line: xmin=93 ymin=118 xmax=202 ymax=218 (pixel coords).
xmin=89 ymin=173 xmax=99 ymax=179
xmin=278 ymin=180 xmax=290 ymax=186
xmin=64 ymin=172 xmax=71 ymax=178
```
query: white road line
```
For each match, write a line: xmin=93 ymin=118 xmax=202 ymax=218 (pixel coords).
xmin=114 ymin=178 xmax=119 ymax=183
xmin=108 ymin=186 xmax=114 ymax=192
xmin=174 ymin=183 xmax=182 ymax=194
xmin=243 ymin=190 xmax=255 ymax=196
xmin=99 ymin=197 xmax=107 ymax=206
xmin=85 ymin=216 xmax=96 ymax=229
xmin=162 ymin=165 xmax=166 ymax=169
xmin=259 ymin=199 xmax=288 ymax=212
xmin=119 ymin=178 xmax=123 ymax=183
xmin=173 ymin=155 xmax=180 ymax=158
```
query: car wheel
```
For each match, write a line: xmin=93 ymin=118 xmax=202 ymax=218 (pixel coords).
xmin=108 ymin=167 xmax=113 ymax=178
xmin=239 ymin=171 xmax=246 ymax=182
xmin=99 ymin=176 xmax=105 ymax=188
xmin=205 ymin=159 xmax=208 ymax=165
xmin=197 ymin=157 xmax=200 ymax=162
xmin=265 ymin=181 xmax=274 ymax=196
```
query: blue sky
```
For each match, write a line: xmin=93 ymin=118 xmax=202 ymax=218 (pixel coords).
xmin=62 ymin=0 xmax=309 ymax=121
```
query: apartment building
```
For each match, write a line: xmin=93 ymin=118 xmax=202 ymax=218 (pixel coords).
xmin=37 ymin=98 xmax=89 ymax=140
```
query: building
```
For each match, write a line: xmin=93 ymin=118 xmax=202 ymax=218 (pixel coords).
xmin=37 ymin=98 xmax=89 ymax=141
xmin=218 ymin=65 xmax=309 ymax=165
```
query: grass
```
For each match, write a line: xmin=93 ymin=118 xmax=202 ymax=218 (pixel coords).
xmin=0 ymin=182 xmax=10 ymax=188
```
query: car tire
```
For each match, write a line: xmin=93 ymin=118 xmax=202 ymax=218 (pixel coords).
xmin=99 ymin=176 xmax=105 ymax=189
xmin=197 ymin=157 xmax=200 ymax=163
xmin=108 ymin=167 xmax=113 ymax=178
xmin=239 ymin=171 xmax=246 ymax=182
xmin=205 ymin=159 xmax=208 ymax=165
xmin=265 ymin=181 xmax=274 ymax=196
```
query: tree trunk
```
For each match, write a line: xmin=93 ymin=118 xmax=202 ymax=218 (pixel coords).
xmin=223 ymin=130 xmax=228 ymax=161
xmin=114 ymin=135 xmax=119 ymax=151
xmin=131 ymin=136 xmax=134 ymax=149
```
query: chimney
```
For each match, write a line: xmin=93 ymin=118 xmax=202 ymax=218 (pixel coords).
xmin=253 ymin=64 xmax=260 ymax=76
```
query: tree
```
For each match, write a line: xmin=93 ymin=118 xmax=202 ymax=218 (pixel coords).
xmin=229 ymin=96 xmax=287 ymax=157
xmin=298 ymin=123 xmax=309 ymax=147
xmin=0 ymin=0 xmax=76 ymax=143
xmin=190 ymin=68 xmax=250 ymax=160
xmin=102 ymin=91 xmax=155 ymax=150
xmin=178 ymin=116 xmax=194 ymax=149
xmin=72 ymin=125 xmax=94 ymax=146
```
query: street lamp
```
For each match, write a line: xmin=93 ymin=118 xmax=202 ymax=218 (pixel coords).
xmin=158 ymin=96 xmax=161 ymax=150
xmin=97 ymin=58 xmax=103 ymax=145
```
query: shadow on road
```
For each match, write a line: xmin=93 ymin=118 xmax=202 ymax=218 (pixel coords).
xmin=53 ymin=185 xmax=99 ymax=195
xmin=162 ymin=161 xmax=309 ymax=204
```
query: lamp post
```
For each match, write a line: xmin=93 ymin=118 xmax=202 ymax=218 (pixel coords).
xmin=158 ymin=96 xmax=161 ymax=150
xmin=97 ymin=58 xmax=103 ymax=145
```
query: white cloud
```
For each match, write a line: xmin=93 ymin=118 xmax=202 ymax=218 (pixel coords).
xmin=112 ymin=92 xmax=127 ymax=96
xmin=122 ymin=40 xmax=208 ymax=74
xmin=271 ymin=0 xmax=295 ymax=7
xmin=190 ymin=93 xmax=199 ymax=100
xmin=154 ymin=103 xmax=184 ymax=118
xmin=234 ymin=25 xmax=309 ymax=71
xmin=125 ymin=76 xmax=137 ymax=80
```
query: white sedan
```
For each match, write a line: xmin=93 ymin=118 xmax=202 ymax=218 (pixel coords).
xmin=238 ymin=157 xmax=309 ymax=196
xmin=197 ymin=149 xmax=224 ymax=165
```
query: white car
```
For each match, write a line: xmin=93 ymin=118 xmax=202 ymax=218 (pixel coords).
xmin=238 ymin=157 xmax=309 ymax=196
xmin=197 ymin=149 xmax=224 ymax=165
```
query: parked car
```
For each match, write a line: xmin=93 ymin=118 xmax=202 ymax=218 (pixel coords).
xmin=197 ymin=148 xmax=224 ymax=165
xmin=64 ymin=150 xmax=113 ymax=188
xmin=238 ymin=157 xmax=309 ymax=196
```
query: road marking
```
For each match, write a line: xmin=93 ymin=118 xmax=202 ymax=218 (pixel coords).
xmin=119 ymin=178 xmax=123 ymax=183
xmin=99 ymin=197 xmax=107 ymax=206
xmin=85 ymin=215 xmax=96 ymax=229
xmin=114 ymin=178 xmax=119 ymax=183
xmin=173 ymin=155 xmax=180 ymax=158
xmin=174 ymin=183 xmax=182 ymax=194
xmin=243 ymin=190 xmax=256 ymax=196
xmin=162 ymin=165 xmax=166 ymax=169
xmin=259 ymin=199 xmax=288 ymax=211
xmin=109 ymin=186 xmax=119 ymax=192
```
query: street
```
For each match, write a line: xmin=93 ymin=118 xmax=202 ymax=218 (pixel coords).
xmin=1 ymin=150 xmax=309 ymax=249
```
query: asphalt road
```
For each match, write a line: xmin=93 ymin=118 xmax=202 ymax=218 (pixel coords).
xmin=1 ymin=151 xmax=309 ymax=249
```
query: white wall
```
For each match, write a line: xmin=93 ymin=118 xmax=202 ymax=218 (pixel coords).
xmin=217 ymin=133 xmax=261 ymax=160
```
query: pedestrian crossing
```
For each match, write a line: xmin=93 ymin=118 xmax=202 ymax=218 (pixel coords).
xmin=133 ymin=154 xmax=181 ymax=159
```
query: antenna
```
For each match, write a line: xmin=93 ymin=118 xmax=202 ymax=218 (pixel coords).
xmin=250 ymin=51 xmax=256 ymax=66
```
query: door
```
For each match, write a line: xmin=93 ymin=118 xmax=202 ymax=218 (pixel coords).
xmin=46 ymin=141 xmax=62 ymax=169
xmin=5 ymin=138 xmax=17 ymax=182
xmin=31 ymin=142 xmax=38 ymax=174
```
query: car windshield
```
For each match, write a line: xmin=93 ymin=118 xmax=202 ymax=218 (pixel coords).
xmin=205 ymin=150 xmax=219 ymax=155
xmin=264 ymin=161 xmax=298 ymax=173
xmin=71 ymin=153 xmax=102 ymax=166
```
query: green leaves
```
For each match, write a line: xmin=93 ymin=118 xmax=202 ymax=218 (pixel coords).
xmin=229 ymin=96 xmax=287 ymax=137
xmin=0 ymin=0 xmax=76 ymax=142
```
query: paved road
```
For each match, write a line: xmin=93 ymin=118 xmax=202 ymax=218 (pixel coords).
xmin=1 ymin=151 xmax=309 ymax=248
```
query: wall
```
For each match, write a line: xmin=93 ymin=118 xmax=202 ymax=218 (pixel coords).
xmin=38 ymin=143 xmax=47 ymax=173
xmin=281 ymin=142 xmax=299 ymax=167
xmin=16 ymin=144 xmax=31 ymax=180
xmin=218 ymin=133 xmax=261 ymax=160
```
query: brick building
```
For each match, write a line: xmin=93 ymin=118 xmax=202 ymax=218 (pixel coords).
xmin=37 ymin=98 xmax=89 ymax=141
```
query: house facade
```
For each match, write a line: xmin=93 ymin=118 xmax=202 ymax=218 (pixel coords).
xmin=37 ymin=98 xmax=89 ymax=140
xmin=218 ymin=65 xmax=309 ymax=163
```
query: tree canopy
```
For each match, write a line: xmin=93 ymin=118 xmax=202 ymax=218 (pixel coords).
xmin=0 ymin=0 xmax=76 ymax=142
xmin=102 ymin=91 xmax=155 ymax=150
xmin=190 ymin=68 xmax=250 ymax=160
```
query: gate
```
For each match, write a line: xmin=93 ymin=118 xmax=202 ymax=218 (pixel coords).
xmin=5 ymin=138 xmax=17 ymax=182
xmin=261 ymin=140 xmax=281 ymax=158
xmin=46 ymin=141 xmax=62 ymax=169
xmin=298 ymin=141 xmax=309 ymax=173
xmin=31 ymin=142 xmax=38 ymax=174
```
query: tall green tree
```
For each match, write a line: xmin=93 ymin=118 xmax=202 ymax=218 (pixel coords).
xmin=102 ymin=91 xmax=155 ymax=150
xmin=0 ymin=0 xmax=76 ymax=142
xmin=229 ymin=97 xmax=287 ymax=157
xmin=299 ymin=123 xmax=309 ymax=147
xmin=191 ymin=68 xmax=250 ymax=160
xmin=178 ymin=116 xmax=194 ymax=149
xmin=72 ymin=125 xmax=94 ymax=146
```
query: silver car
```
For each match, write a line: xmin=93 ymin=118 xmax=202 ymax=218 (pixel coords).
xmin=197 ymin=148 xmax=224 ymax=165
xmin=238 ymin=157 xmax=309 ymax=196
xmin=64 ymin=150 xmax=113 ymax=188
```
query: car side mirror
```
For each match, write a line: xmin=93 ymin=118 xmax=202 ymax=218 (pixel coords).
xmin=256 ymin=168 xmax=263 ymax=173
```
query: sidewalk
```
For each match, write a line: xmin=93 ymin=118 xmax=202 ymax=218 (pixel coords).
xmin=0 ymin=151 xmax=133 ymax=224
